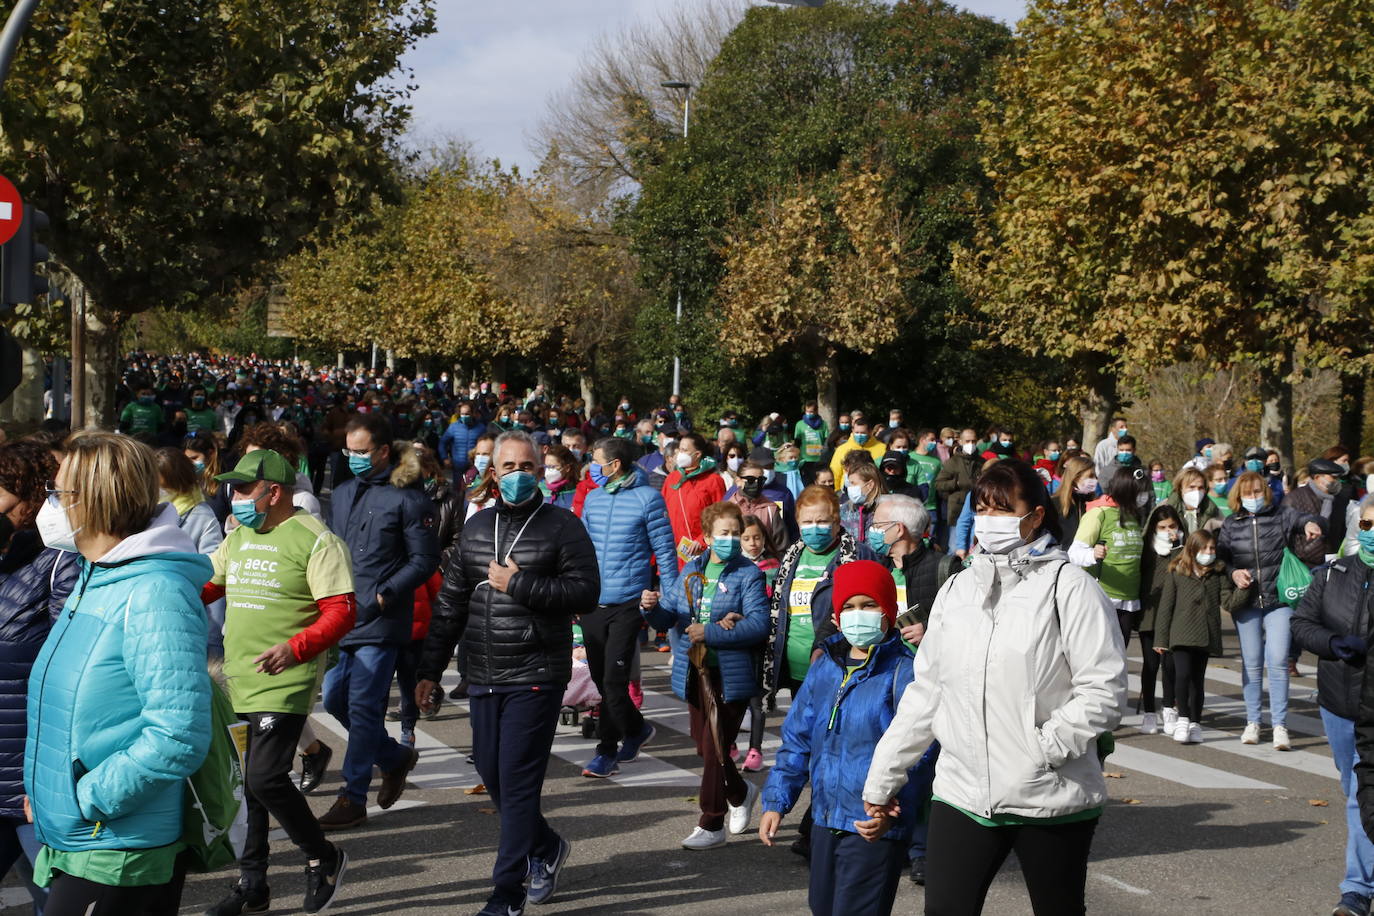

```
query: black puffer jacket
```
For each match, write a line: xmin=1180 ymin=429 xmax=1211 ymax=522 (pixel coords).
xmin=1217 ymin=502 xmax=1317 ymax=609
xmin=418 ymin=497 xmax=599 ymax=688
xmin=1284 ymin=482 xmax=1348 ymax=567
xmin=1292 ymin=558 xmax=1374 ymax=720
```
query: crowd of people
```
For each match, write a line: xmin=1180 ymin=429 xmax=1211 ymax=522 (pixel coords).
xmin=1 ymin=349 xmax=1373 ymax=915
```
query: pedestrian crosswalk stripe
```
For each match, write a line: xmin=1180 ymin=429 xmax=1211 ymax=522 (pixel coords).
xmin=1108 ymin=741 xmax=1282 ymax=790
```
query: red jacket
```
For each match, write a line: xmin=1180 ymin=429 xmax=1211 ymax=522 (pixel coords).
xmin=661 ymin=468 xmax=726 ymax=569
xmin=411 ymin=571 xmax=442 ymax=642
xmin=572 ymin=475 xmax=599 ymax=517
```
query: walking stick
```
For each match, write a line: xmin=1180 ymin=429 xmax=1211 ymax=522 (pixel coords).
xmin=683 ymin=571 xmax=725 ymax=766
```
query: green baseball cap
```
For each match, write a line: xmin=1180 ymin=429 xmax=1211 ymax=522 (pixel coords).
xmin=215 ymin=449 xmax=295 ymax=485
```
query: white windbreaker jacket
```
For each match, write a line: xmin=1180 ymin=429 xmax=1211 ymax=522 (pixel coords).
xmin=864 ymin=535 xmax=1127 ymax=820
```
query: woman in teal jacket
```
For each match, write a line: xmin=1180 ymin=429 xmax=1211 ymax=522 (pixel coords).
xmin=24 ymin=432 xmax=212 ymax=913
xmin=646 ymin=501 xmax=769 ymax=851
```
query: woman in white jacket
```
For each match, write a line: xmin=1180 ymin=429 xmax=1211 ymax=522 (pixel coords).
xmin=863 ymin=460 xmax=1127 ymax=916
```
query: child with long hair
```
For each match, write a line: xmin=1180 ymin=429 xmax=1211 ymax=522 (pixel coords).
xmin=739 ymin=515 xmax=782 ymax=772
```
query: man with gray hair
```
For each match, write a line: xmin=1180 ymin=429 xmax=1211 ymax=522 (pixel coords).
xmin=416 ymin=430 xmax=599 ymax=915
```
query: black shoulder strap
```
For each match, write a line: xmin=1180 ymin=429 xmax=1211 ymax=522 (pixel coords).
xmin=1052 ymin=560 xmax=1069 ymax=633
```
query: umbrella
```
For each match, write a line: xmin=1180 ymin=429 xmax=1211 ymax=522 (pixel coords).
xmin=682 ymin=571 xmax=724 ymax=766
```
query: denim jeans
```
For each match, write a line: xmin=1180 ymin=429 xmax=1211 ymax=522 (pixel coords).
xmin=1320 ymin=708 xmax=1374 ymax=899
xmin=323 ymin=644 xmax=410 ymax=805
xmin=1232 ymin=604 xmax=1291 ymax=727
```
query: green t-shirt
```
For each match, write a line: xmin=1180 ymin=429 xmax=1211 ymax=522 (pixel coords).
xmin=785 ymin=548 xmax=833 ymax=681
xmin=1073 ymin=506 xmax=1144 ymax=601
xmin=934 ymin=797 xmax=1102 ymax=828
xmin=185 ymin=406 xmax=218 ymax=433
xmin=910 ymin=452 xmax=942 ymax=510
xmin=119 ymin=401 xmax=162 ymax=435
xmin=697 ymin=560 xmax=727 ymax=667
xmin=1210 ymin=492 xmax=1233 ymax=517
xmin=1152 ymin=479 xmax=1173 ymax=503
xmin=212 ymin=510 xmax=354 ymax=714
xmin=35 ymin=842 xmax=183 ymax=888
xmin=794 ymin=418 xmax=830 ymax=461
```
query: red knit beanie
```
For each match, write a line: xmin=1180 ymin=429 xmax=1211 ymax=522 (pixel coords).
xmin=832 ymin=559 xmax=899 ymax=626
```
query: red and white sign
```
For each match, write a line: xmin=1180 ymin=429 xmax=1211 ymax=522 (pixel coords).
xmin=0 ymin=175 xmax=22 ymax=246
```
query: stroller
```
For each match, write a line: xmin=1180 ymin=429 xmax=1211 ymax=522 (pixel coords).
xmin=561 ymin=621 xmax=645 ymax=739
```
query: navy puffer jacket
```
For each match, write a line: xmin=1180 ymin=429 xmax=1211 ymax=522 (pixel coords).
xmin=0 ymin=530 xmax=78 ymax=819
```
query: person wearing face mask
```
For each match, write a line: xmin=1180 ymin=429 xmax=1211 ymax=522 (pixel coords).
xmin=1097 ymin=433 xmax=1138 ymax=490
xmin=201 ymin=449 xmax=356 ymax=916
xmin=1293 ymin=498 xmax=1374 ymax=916
xmin=829 ymin=418 xmax=886 ymax=493
xmin=751 ymin=412 xmax=790 ymax=453
xmin=950 ymin=457 xmax=1005 ymax=559
xmin=1205 ymin=463 xmax=1234 ymax=517
xmin=868 ymin=495 xmax=958 ymax=639
xmin=1032 ymin=440 xmax=1063 ymax=487
xmin=740 ymin=446 xmax=799 ymax=542
xmin=719 ymin=441 xmax=749 ymax=492
xmin=759 ymin=560 xmax=935 ymax=916
xmin=1136 ymin=505 xmax=1184 ymax=735
xmin=1217 ymin=471 xmax=1324 ymax=751
xmin=539 ymin=445 xmax=579 ymax=510
xmin=864 ymin=460 xmax=1125 ymax=916
xmin=1154 ymin=530 xmax=1240 ymax=747
xmin=1163 ymin=466 xmax=1220 ymax=536
xmin=462 ymin=435 xmax=499 ymax=515
xmin=879 ymin=453 xmax=921 ymax=501
xmin=185 ymin=389 xmax=217 ymax=434
xmin=1288 ymin=458 xmax=1352 ymax=568
xmin=26 ymin=433 xmax=217 ymax=914
xmin=840 ymin=463 xmax=886 ymax=543
xmin=1264 ymin=450 xmax=1290 ymax=504
xmin=1148 ymin=460 xmax=1172 ymax=503
xmin=774 ymin=443 xmax=806 ymax=501
xmin=764 ymin=486 xmax=861 ymax=858
xmin=415 ymin=430 xmax=599 ymax=914
xmin=728 ymin=461 xmax=788 ymax=550
xmin=662 ymin=433 xmax=727 ymax=569
xmin=0 ymin=442 xmax=78 ymax=916
xmin=1069 ymin=467 xmax=1149 ymax=650
xmin=637 ymin=427 xmax=678 ymax=489
xmin=438 ymin=401 xmax=492 ymax=477
xmin=935 ymin=428 xmax=981 ymax=545
xmin=1053 ymin=456 xmax=1098 ymax=544
xmin=577 ymin=437 xmax=678 ymax=778
xmin=320 ymin=415 xmax=438 ymax=830
xmin=1092 ymin=417 xmax=1130 ymax=480
xmin=645 ymin=501 xmax=768 ymax=851
xmin=155 ymin=447 xmax=224 ymax=648
xmin=876 ymin=408 xmax=905 ymax=444
xmin=117 ymin=387 xmax=165 ymax=440
xmin=793 ymin=401 xmax=830 ymax=463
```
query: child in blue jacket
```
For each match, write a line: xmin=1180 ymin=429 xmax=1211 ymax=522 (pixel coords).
xmin=759 ymin=559 xmax=934 ymax=916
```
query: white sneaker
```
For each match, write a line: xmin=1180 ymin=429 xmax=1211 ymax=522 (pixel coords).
xmin=1187 ymin=723 xmax=1203 ymax=744
xmin=1139 ymin=712 xmax=1159 ymax=735
xmin=1172 ymin=718 xmax=1191 ymax=743
xmin=1272 ymin=725 xmax=1291 ymax=751
xmin=681 ymin=826 xmax=728 ymax=850
xmin=1241 ymin=722 xmax=1261 ymax=745
xmin=727 ymin=781 xmax=759 ymax=835
xmin=1160 ymin=707 xmax=1179 ymax=732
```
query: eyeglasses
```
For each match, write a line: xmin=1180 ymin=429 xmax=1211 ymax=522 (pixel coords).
xmin=341 ymin=447 xmax=375 ymax=458
xmin=1360 ymin=519 xmax=1374 ymax=532
xmin=45 ymin=481 xmax=77 ymax=498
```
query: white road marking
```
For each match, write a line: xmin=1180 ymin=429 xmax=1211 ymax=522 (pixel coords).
xmin=1096 ymin=873 xmax=1151 ymax=895
xmin=1108 ymin=741 xmax=1282 ymax=790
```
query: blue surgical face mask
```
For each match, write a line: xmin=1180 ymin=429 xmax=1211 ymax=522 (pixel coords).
xmin=1241 ymin=495 xmax=1265 ymax=513
xmin=1117 ymin=427 xmax=1129 ymax=439
xmin=192 ymin=460 xmax=206 ymax=475
xmin=1047 ymin=450 xmax=1060 ymax=461
xmin=1116 ymin=452 xmax=1134 ymax=465
xmin=712 ymin=535 xmax=740 ymax=561
xmin=231 ymin=494 xmax=267 ymax=530
xmin=348 ymin=454 xmax=374 ymax=477
xmin=800 ymin=523 xmax=835 ymax=552
xmin=852 ymin=432 xmax=869 ymax=445
xmin=589 ymin=462 xmax=609 ymax=487
xmin=866 ymin=525 xmax=892 ymax=556
xmin=839 ymin=609 xmax=886 ymax=648
xmin=473 ymin=454 xmax=491 ymax=474
xmin=1358 ymin=529 xmax=1374 ymax=553
xmin=498 ymin=470 xmax=538 ymax=505
xmin=1245 ymin=459 xmax=1263 ymax=473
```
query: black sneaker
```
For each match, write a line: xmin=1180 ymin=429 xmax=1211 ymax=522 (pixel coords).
xmin=205 ymin=877 xmax=270 ymax=916
xmin=423 ymin=688 xmax=444 ymax=720
xmin=474 ymin=895 xmax=525 ymax=916
xmin=789 ymin=834 xmax=810 ymax=861
xmin=449 ymin=677 xmax=469 ymax=700
xmin=909 ymin=855 xmax=927 ymax=885
xmin=303 ymin=844 xmax=349 ymax=914
xmin=298 ymin=742 xmax=333 ymax=794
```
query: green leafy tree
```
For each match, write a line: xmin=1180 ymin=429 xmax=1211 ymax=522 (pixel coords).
xmin=0 ymin=0 xmax=434 ymax=424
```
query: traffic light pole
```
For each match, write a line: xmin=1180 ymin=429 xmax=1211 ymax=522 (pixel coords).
xmin=0 ymin=0 xmax=39 ymax=89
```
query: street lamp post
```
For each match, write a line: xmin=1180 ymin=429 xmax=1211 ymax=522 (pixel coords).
xmin=661 ymin=80 xmax=692 ymax=398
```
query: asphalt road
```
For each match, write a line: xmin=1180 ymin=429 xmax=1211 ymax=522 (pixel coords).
xmin=1 ymin=622 xmax=1354 ymax=916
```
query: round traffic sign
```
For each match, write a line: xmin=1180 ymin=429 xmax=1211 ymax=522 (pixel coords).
xmin=0 ymin=175 xmax=22 ymax=246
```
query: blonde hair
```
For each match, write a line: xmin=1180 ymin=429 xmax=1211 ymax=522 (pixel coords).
xmin=1055 ymin=455 xmax=1095 ymax=517
xmin=63 ymin=432 xmax=159 ymax=538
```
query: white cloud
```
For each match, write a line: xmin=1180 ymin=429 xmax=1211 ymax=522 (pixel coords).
xmin=401 ymin=0 xmax=1028 ymax=171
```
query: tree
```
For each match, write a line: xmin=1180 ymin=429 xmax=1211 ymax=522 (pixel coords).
xmin=0 ymin=0 xmax=435 ymax=424
xmin=954 ymin=0 xmax=1374 ymax=469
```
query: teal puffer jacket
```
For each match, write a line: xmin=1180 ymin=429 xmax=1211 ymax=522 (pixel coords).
xmin=25 ymin=506 xmax=213 ymax=852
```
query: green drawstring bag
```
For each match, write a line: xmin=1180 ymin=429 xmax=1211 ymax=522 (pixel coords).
xmin=1276 ymin=549 xmax=1314 ymax=606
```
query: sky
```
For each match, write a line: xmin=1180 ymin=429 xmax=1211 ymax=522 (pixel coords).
xmin=401 ymin=0 xmax=1029 ymax=173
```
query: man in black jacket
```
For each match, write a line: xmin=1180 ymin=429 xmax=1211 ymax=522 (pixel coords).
xmin=1287 ymin=458 xmax=1351 ymax=568
xmin=417 ymin=430 xmax=599 ymax=916
xmin=319 ymin=414 xmax=439 ymax=831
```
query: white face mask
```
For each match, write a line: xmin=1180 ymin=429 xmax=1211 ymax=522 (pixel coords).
xmin=37 ymin=495 xmax=81 ymax=553
xmin=1196 ymin=552 xmax=1216 ymax=567
xmin=1153 ymin=533 xmax=1175 ymax=556
xmin=674 ymin=450 xmax=693 ymax=470
xmin=727 ymin=456 xmax=743 ymax=473
xmin=973 ymin=513 xmax=1029 ymax=554
xmin=961 ymin=442 xmax=976 ymax=455
xmin=544 ymin=467 xmax=562 ymax=485
xmin=943 ymin=437 xmax=954 ymax=447
xmin=763 ymin=469 xmax=776 ymax=485
xmin=846 ymin=483 xmax=867 ymax=506
xmin=1182 ymin=489 xmax=1203 ymax=509
xmin=1136 ymin=491 xmax=1151 ymax=508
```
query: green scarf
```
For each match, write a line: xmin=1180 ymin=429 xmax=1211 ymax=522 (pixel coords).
xmin=670 ymin=456 xmax=717 ymax=490
xmin=1360 ymin=547 xmax=1374 ymax=569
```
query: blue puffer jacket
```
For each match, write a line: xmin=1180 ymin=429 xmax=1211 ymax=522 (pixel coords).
xmin=762 ymin=629 xmax=935 ymax=842
xmin=329 ymin=466 xmax=440 ymax=647
xmin=25 ymin=506 xmax=213 ymax=851
xmin=438 ymin=418 xmax=492 ymax=472
xmin=0 ymin=531 xmax=79 ymax=820
xmin=581 ymin=469 xmax=679 ymax=605
xmin=647 ymin=554 xmax=769 ymax=703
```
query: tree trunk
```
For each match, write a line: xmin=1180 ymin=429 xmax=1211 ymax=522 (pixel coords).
xmin=490 ymin=354 xmax=507 ymax=388
xmin=1258 ymin=354 xmax=1295 ymax=472
xmin=579 ymin=371 xmax=597 ymax=412
xmin=815 ymin=350 xmax=839 ymax=431
xmin=336 ymin=351 xmax=345 ymax=370
xmin=82 ymin=300 xmax=121 ymax=429
xmin=1339 ymin=371 xmax=1366 ymax=453
xmin=536 ymin=364 xmax=555 ymax=393
xmin=385 ymin=348 xmax=395 ymax=371
xmin=1078 ymin=361 xmax=1116 ymax=448
xmin=11 ymin=343 xmax=44 ymax=423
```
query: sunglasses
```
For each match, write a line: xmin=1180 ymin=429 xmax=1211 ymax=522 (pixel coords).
xmin=1360 ymin=519 xmax=1374 ymax=532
